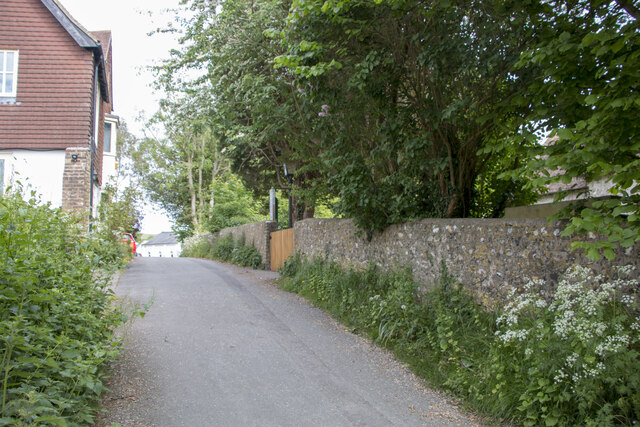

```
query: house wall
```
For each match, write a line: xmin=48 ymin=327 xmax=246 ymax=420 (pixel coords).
xmin=0 ymin=149 xmax=65 ymax=206
xmin=0 ymin=0 xmax=94 ymax=149
xmin=139 ymin=244 xmax=182 ymax=258
xmin=102 ymin=152 xmax=117 ymax=186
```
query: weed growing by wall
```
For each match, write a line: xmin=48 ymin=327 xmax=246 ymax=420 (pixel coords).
xmin=279 ymin=255 xmax=640 ymax=426
xmin=0 ymin=193 xmax=128 ymax=424
xmin=182 ymin=234 xmax=263 ymax=269
xmin=488 ymin=265 xmax=639 ymax=426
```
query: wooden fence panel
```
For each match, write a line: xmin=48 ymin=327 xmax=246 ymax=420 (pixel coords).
xmin=270 ymin=228 xmax=294 ymax=271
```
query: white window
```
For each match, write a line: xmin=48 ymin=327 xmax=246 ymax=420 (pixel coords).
xmin=0 ymin=51 xmax=19 ymax=97
xmin=104 ymin=122 xmax=112 ymax=153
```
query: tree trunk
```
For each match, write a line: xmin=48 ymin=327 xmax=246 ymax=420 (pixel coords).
xmin=186 ymin=152 xmax=198 ymax=229
xmin=303 ymin=204 xmax=315 ymax=219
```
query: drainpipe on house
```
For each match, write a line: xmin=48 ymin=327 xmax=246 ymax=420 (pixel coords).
xmin=88 ymin=64 xmax=99 ymax=231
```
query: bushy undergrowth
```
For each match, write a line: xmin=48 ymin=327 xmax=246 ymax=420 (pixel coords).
xmin=181 ymin=234 xmax=263 ymax=269
xmin=0 ymin=193 xmax=127 ymax=425
xmin=279 ymin=255 xmax=640 ymax=426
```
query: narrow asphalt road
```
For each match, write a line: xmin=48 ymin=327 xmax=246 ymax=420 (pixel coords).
xmin=95 ymin=257 xmax=479 ymax=427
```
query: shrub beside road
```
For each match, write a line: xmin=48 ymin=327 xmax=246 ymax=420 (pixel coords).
xmin=0 ymin=193 xmax=130 ymax=425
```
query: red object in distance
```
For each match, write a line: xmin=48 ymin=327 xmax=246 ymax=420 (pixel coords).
xmin=120 ymin=233 xmax=137 ymax=254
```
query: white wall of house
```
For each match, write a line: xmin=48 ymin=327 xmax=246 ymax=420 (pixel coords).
xmin=0 ymin=149 xmax=66 ymax=207
xmin=138 ymin=243 xmax=182 ymax=258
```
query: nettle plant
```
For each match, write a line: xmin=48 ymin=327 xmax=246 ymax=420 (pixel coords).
xmin=0 ymin=192 xmax=126 ymax=424
xmin=490 ymin=265 xmax=640 ymax=426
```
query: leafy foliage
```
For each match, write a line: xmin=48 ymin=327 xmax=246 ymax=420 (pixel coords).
xmin=0 ymin=193 xmax=126 ymax=425
xmin=491 ymin=0 xmax=640 ymax=258
xmin=207 ymin=175 xmax=263 ymax=233
xmin=153 ymin=0 xmax=639 ymax=254
xmin=130 ymin=91 xmax=232 ymax=238
xmin=181 ymin=234 xmax=264 ymax=269
xmin=280 ymin=256 xmax=640 ymax=425
xmin=274 ymin=0 xmax=541 ymax=231
xmin=97 ymin=184 xmax=144 ymax=238
xmin=153 ymin=0 xmax=320 ymax=216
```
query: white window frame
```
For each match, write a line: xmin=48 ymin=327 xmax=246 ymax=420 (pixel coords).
xmin=0 ymin=50 xmax=19 ymax=98
xmin=103 ymin=120 xmax=117 ymax=155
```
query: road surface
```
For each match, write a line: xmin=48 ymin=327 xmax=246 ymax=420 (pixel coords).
xmin=95 ymin=257 xmax=478 ymax=426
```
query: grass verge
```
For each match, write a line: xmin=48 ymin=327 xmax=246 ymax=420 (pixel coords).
xmin=181 ymin=234 xmax=264 ymax=270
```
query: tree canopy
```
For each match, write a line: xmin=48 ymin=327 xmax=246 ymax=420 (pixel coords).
xmin=144 ymin=0 xmax=639 ymax=256
xmin=512 ymin=0 xmax=640 ymax=259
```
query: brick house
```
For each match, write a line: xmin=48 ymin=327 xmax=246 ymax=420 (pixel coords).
xmin=0 ymin=0 xmax=115 ymax=223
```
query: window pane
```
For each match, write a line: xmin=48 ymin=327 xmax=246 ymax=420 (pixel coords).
xmin=6 ymin=52 xmax=13 ymax=72
xmin=104 ymin=123 xmax=112 ymax=152
xmin=5 ymin=74 xmax=13 ymax=93
xmin=0 ymin=53 xmax=4 ymax=71
xmin=0 ymin=75 xmax=4 ymax=93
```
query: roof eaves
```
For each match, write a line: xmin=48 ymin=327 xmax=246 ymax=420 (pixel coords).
xmin=41 ymin=0 xmax=99 ymax=48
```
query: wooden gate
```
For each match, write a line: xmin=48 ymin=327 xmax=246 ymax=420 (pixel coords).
xmin=270 ymin=228 xmax=294 ymax=271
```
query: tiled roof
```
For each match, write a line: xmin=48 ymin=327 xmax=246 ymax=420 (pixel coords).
xmin=91 ymin=30 xmax=111 ymax=52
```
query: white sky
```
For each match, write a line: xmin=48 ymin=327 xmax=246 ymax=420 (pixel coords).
xmin=59 ymin=0 xmax=183 ymax=234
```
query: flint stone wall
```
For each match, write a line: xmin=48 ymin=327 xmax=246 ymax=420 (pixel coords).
xmin=217 ymin=221 xmax=278 ymax=270
xmin=294 ymin=218 xmax=640 ymax=306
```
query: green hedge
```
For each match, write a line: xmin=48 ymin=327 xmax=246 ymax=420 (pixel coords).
xmin=280 ymin=255 xmax=640 ymax=426
xmin=182 ymin=234 xmax=263 ymax=270
xmin=0 ymin=193 xmax=127 ymax=425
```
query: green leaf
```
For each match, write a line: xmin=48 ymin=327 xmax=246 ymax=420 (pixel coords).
xmin=545 ymin=417 xmax=559 ymax=426
xmin=603 ymin=247 xmax=615 ymax=260
xmin=587 ymin=247 xmax=601 ymax=260
xmin=585 ymin=95 xmax=598 ymax=105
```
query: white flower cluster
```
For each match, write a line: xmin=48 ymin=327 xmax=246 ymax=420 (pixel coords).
xmin=622 ymin=294 xmax=635 ymax=307
xmin=553 ymin=309 xmax=607 ymax=341
xmin=554 ymin=369 xmax=568 ymax=382
xmin=566 ymin=352 xmax=579 ymax=367
xmin=595 ymin=333 xmax=631 ymax=357
xmin=572 ymin=362 xmax=607 ymax=383
xmin=497 ymin=264 xmax=640 ymax=389
xmin=497 ymin=329 xmax=529 ymax=344
xmin=615 ymin=265 xmax=636 ymax=276
xmin=549 ymin=265 xmax=638 ymax=344
xmin=496 ymin=279 xmax=551 ymax=344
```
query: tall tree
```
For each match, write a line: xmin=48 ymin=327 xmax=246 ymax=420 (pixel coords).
xmin=130 ymin=92 xmax=230 ymax=237
xmin=274 ymin=0 xmax=540 ymax=232
xmin=153 ymin=0 xmax=330 ymax=220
